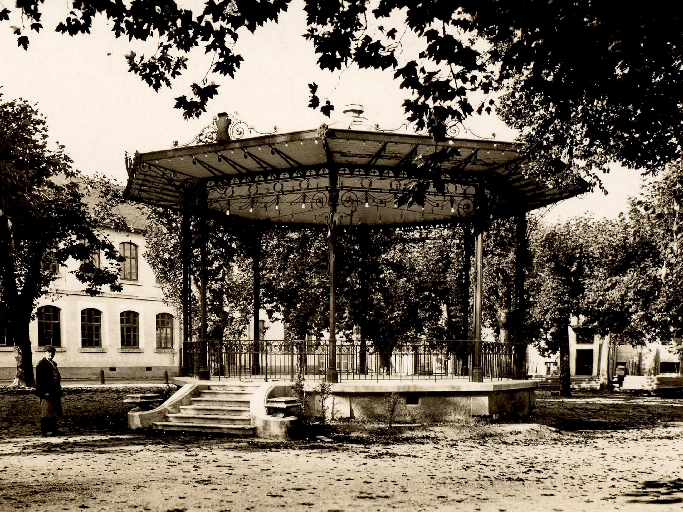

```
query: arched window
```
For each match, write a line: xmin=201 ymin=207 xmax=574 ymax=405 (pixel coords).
xmin=120 ymin=311 xmax=139 ymax=348
xmin=156 ymin=313 xmax=174 ymax=349
xmin=119 ymin=242 xmax=138 ymax=281
xmin=81 ymin=308 xmax=102 ymax=347
xmin=37 ymin=306 xmax=61 ymax=347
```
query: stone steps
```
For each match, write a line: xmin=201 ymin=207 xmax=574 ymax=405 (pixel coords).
xmin=179 ymin=405 xmax=249 ymax=416
xmin=166 ymin=413 xmax=252 ymax=426
xmin=190 ymin=397 xmax=251 ymax=408
xmin=154 ymin=383 xmax=257 ymax=436
xmin=152 ymin=422 xmax=257 ymax=435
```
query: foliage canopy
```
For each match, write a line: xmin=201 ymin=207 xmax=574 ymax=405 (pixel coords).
xmin=4 ymin=1 xmax=682 ymax=187
xmin=0 ymin=94 xmax=124 ymax=385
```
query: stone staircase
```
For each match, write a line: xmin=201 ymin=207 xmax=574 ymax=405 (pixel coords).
xmin=536 ymin=375 xmax=603 ymax=391
xmin=571 ymin=376 xmax=602 ymax=390
xmin=153 ymin=382 xmax=260 ymax=435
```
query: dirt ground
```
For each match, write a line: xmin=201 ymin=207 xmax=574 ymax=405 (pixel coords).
xmin=1 ymin=387 xmax=683 ymax=511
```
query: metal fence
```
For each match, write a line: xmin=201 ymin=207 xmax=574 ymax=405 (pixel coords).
xmin=182 ymin=339 xmax=527 ymax=382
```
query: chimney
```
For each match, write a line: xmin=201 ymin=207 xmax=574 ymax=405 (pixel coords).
xmin=215 ymin=112 xmax=231 ymax=143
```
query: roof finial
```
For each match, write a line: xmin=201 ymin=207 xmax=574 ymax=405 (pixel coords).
xmin=342 ymin=104 xmax=367 ymax=129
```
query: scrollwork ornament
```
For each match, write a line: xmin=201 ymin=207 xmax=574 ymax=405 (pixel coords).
xmin=446 ymin=122 xmax=461 ymax=138
xmin=311 ymin=191 xmax=328 ymax=209
xmin=340 ymin=190 xmax=360 ymax=209
xmin=456 ymin=197 xmax=475 ymax=217
xmin=228 ymin=119 xmax=249 ymax=140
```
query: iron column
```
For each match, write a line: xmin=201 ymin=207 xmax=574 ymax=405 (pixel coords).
xmin=327 ymin=166 xmax=339 ymax=383
xmin=472 ymin=227 xmax=484 ymax=383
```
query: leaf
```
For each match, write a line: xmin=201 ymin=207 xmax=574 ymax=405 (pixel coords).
xmin=320 ymin=100 xmax=334 ymax=118
xmin=17 ymin=35 xmax=29 ymax=50
xmin=0 ymin=8 xmax=10 ymax=21
xmin=308 ymin=83 xmax=320 ymax=110
xmin=174 ymin=83 xmax=219 ymax=119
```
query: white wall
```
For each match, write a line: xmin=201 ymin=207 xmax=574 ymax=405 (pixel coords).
xmin=0 ymin=227 xmax=179 ymax=380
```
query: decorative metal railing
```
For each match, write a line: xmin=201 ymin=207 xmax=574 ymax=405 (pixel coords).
xmin=181 ymin=339 xmax=527 ymax=382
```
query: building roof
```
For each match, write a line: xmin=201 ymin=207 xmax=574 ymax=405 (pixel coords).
xmin=125 ymin=126 xmax=588 ymax=227
xmin=78 ymin=179 xmax=150 ymax=233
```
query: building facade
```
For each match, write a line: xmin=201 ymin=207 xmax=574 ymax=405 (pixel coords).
xmin=0 ymin=224 xmax=180 ymax=382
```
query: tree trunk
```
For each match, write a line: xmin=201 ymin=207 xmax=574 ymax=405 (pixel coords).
xmin=0 ymin=214 xmax=33 ymax=386
xmin=379 ymin=345 xmax=392 ymax=375
xmin=559 ymin=330 xmax=572 ymax=397
xmin=498 ymin=309 xmax=510 ymax=344
xmin=16 ymin=314 xmax=34 ymax=387
xmin=512 ymin=213 xmax=528 ymax=378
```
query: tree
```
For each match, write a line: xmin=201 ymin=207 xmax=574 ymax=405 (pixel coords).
xmin=578 ymin=215 xmax=659 ymax=346
xmin=5 ymin=1 xmax=682 ymax=184
xmin=260 ymin=225 xmax=465 ymax=372
xmin=482 ymin=218 xmax=518 ymax=343
xmin=1 ymin=0 xmax=291 ymax=119
xmin=628 ymin=163 xmax=683 ymax=346
xmin=260 ymin=227 xmax=329 ymax=340
xmin=145 ymin=207 xmax=253 ymax=343
xmin=526 ymin=220 xmax=590 ymax=396
xmin=304 ymin=1 xmax=683 ymax=184
xmin=0 ymin=95 xmax=122 ymax=386
xmin=524 ymin=212 xmax=661 ymax=395
xmin=336 ymin=228 xmax=455 ymax=371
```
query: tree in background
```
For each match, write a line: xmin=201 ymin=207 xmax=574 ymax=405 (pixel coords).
xmin=0 ymin=95 xmax=122 ymax=386
xmin=338 ymin=228 xmax=456 ymax=372
xmin=482 ymin=218 xmax=519 ymax=343
xmin=260 ymin=227 xmax=329 ymax=340
xmin=259 ymin=225 xmax=466 ymax=372
xmin=526 ymin=220 xmax=590 ymax=396
xmin=578 ymin=216 xmax=659 ymax=346
xmin=524 ymin=211 xmax=663 ymax=395
xmin=628 ymin=163 xmax=683 ymax=348
xmin=145 ymin=209 xmax=253 ymax=343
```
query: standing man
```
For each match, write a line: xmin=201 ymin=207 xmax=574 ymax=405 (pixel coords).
xmin=35 ymin=345 xmax=62 ymax=436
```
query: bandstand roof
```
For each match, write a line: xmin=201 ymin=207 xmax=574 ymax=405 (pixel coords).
xmin=124 ymin=126 xmax=587 ymax=227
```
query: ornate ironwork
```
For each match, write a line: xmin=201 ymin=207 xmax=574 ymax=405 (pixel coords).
xmin=182 ymin=338 xmax=527 ymax=381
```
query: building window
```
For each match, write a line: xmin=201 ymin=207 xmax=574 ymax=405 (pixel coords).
xmin=660 ymin=362 xmax=680 ymax=374
xmin=573 ymin=327 xmax=594 ymax=344
xmin=120 ymin=311 xmax=140 ymax=348
xmin=156 ymin=313 xmax=174 ymax=349
xmin=81 ymin=308 xmax=102 ymax=347
xmin=119 ymin=242 xmax=138 ymax=281
xmin=42 ymin=259 xmax=59 ymax=275
xmin=37 ymin=306 xmax=61 ymax=347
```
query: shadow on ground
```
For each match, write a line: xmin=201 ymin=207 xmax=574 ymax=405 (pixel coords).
xmin=623 ymin=478 xmax=683 ymax=505
xmin=4 ymin=387 xmax=683 ymax=442
xmin=530 ymin=392 xmax=683 ymax=431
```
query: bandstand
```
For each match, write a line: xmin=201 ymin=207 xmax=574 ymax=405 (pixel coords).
xmin=124 ymin=112 xmax=587 ymax=384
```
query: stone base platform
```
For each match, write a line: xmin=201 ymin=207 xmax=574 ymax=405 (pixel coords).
xmin=316 ymin=380 xmax=537 ymax=423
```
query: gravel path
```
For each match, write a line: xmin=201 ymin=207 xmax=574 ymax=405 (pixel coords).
xmin=1 ymin=422 xmax=683 ymax=510
xmin=1 ymin=391 xmax=683 ymax=511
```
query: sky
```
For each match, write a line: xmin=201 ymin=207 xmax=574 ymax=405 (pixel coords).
xmin=0 ymin=0 xmax=647 ymax=222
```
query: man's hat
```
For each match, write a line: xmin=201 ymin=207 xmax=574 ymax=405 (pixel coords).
xmin=43 ymin=346 xmax=56 ymax=355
